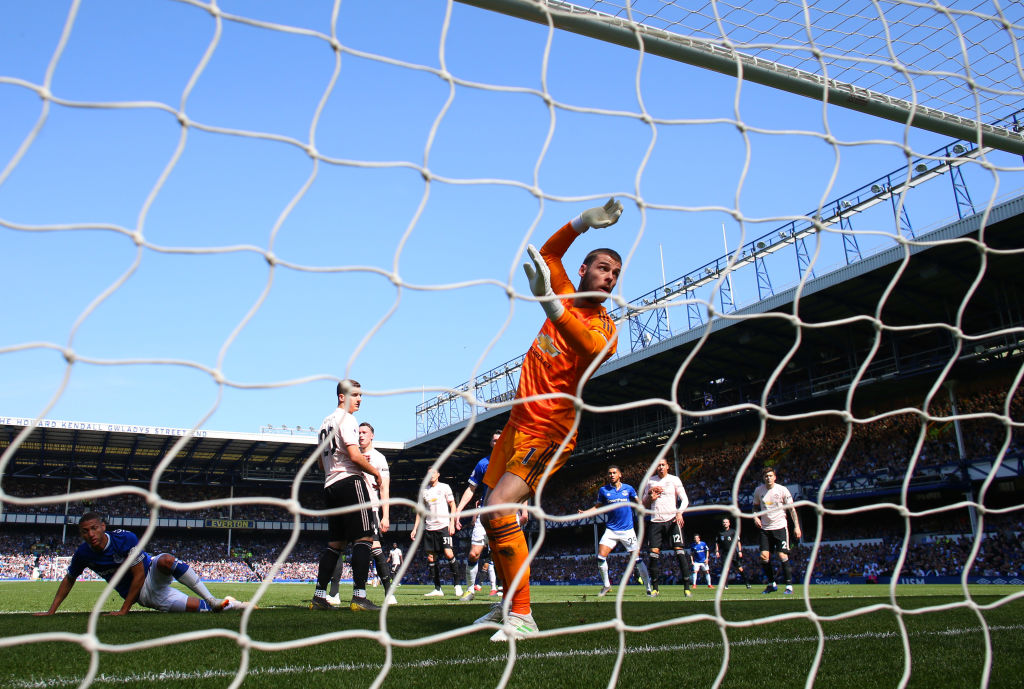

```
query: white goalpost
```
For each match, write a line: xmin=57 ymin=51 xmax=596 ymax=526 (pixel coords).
xmin=459 ymin=0 xmax=1024 ymax=153
xmin=1 ymin=0 xmax=1023 ymax=687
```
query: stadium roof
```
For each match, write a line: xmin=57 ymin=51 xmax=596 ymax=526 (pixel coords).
xmin=2 ymin=195 xmax=1022 ymax=492
xmin=403 ymin=193 xmax=1024 ymax=470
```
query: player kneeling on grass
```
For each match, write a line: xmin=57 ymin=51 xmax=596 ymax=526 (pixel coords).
xmin=35 ymin=512 xmax=247 ymax=615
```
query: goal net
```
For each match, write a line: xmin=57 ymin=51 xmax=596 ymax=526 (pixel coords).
xmin=1 ymin=0 xmax=1022 ymax=687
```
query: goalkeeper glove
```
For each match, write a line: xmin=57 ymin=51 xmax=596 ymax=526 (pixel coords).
xmin=571 ymin=197 xmax=624 ymax=233
xmin=523 ymin=244 xmax=564 ymax=321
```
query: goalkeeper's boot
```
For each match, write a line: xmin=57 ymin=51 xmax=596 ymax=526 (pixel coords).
xmin=474 ymin=602 xmax=504 ymax=625
xmin=489 ymin=611 xmax=538 ymax=642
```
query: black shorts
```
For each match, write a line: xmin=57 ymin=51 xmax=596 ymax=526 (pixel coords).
xmin=324 ymin=475 xmax=375 ymax=543
xmin=647 ymin=520 xmax=685 ymax=551
xmin=758 ymin=527 xmax=791 ymax=554
xmin=423 ymin=528 xmax=454 ymax=554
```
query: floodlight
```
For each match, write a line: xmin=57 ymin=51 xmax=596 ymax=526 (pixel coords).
xmin=757 ymin=241 xmax=766 ymax=249
xmin=915 ymin=163 xmax=928 ymax=173
xmin=953 ymin=144 xmax=966 ymax=154
xmin=871 ymin=184 xmax=883 ymax=193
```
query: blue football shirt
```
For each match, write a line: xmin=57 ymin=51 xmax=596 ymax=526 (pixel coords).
xmin=596 ymin=483 xmax=638 ymax=532
xmin=67 ymin=529 xmax=152 ymax=600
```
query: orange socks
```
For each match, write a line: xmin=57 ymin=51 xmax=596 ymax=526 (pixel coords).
xmin=486 ymin=514 xmax=531 ymax=615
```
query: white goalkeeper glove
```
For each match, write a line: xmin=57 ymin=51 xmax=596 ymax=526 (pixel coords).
xmin=570 ymin=197 xmax=624 ymax=233
xmin=523 ymin=244 xmax=564 ymax=321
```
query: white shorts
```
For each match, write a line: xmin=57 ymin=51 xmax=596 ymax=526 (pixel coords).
xmin=693 ymin=561 xmax=710 ymax=573
xmin=137 ymin=555 xmax=191 ymax=612
xmin=599 ymin=527 xmax=640 ymax=553
xmin=471 ymin=518 xmax=487 ymax=547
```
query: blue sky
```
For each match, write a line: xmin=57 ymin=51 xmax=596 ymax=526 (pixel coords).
xmin=2 ymin=0 xmax=1022 ymax=443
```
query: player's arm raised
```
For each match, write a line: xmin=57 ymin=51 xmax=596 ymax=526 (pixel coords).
xmin=524 ymin=198 xmax=623 ymax=356
xmin=35 ymin=573 xmax=77 ymax=615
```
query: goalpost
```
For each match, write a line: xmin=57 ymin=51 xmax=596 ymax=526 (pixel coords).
xmin=458 ymin=0 xmax=1024 ymax=154
xmin=1 ymin=0 xmax=1023 ymax=687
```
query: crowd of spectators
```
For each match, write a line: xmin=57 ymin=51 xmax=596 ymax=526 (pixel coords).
xmin=3 ymin=378 xmax=1021 ymax=585
xmin=3 ymin=380 xmax=1018 ymax=524
xmin=540 ymin=378 xmax=1022 ymax=515
xmin=3 ymin=509 xmax=1023 ymax=585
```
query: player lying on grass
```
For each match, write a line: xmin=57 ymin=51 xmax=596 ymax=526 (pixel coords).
xmin=35 ymin=511 xmax=248 ymax=615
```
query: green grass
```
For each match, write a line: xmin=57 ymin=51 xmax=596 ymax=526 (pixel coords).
xmin=2 ymin=582 xmax=1023 ymax=688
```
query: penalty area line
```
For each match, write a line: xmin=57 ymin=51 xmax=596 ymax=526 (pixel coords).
xmin=9 ymin=623 xmax=1024 ymax=688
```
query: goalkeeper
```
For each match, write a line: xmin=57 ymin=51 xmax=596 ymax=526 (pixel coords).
xmin=477 ymin=198 xmax=624 ymax=641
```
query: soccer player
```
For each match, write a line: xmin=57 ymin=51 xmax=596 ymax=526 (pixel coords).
xmin=691 ymin=534 xmax=713 ymax=589
xmin=310 ymin=379 xmax=383 ymax=612
xmin=752 ymin=466 xmax=802 ymax=595
xmin=327 ymin=421 xmax=397 ymax=606
xmin=36 ymin=512 xmax=246 ymax=615
xmin=453 ymin=430 xmax=502 ymax=602
xmin=714 ymin=517 xmax=750 ymax=589
xmin=478 ymin=198 xmax=624 ymax=641
xmin=411 ymin=470 xmax=462 ymax=598
xmin=388 ymin=542 xmax=403 ymax=583
xmin=578 ymin=465 xmax=652 ymax=597
xmin=641 ymin=457 xmax=693 ymax=598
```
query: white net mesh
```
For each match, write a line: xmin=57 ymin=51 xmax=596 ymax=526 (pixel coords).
xmin=1 ymin=0 xmax=1023 ymax=687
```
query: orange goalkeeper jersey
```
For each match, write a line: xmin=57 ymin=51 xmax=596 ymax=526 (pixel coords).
xmin=509 ymin=222 xmax=618 ymax=445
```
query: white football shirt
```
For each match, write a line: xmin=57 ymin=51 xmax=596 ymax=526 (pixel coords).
xmin=318 ymin=408 xmax=360 ymax=488
xmin=753 ymin=482 xmax=794 ymax=531
xmin=362 ymin=447 xmax=390 ymax=507
xmin=642 ymin=474 xmax=689 ymax=523
xmin=421 ymin=482 xmax=455 ymax=531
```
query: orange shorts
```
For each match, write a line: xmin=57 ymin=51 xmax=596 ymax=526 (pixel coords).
xmin=482 ymin=425 xmax=573 ymax=494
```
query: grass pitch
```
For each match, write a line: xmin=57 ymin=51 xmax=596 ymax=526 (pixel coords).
xmin=1 ymin=581 xmax=1022 ymax=688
